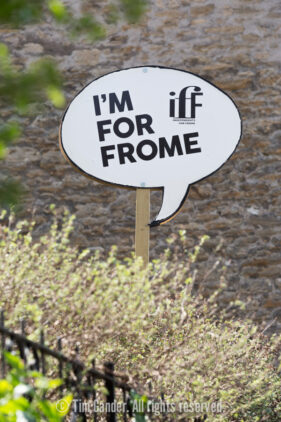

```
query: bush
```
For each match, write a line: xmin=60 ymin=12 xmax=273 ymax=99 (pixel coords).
xmin=0 ymin=209 xmax=280 ymax=421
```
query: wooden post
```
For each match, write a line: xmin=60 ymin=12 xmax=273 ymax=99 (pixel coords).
xmin=135 ymin=188 xmax=150 ymax=266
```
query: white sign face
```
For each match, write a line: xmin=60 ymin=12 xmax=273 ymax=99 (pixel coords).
xmin=60 ymin=66 xmax=242 ymax=226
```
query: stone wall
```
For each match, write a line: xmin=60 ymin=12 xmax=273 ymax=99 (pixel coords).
xmin=1 ymin=0 xmax=281 ymax=331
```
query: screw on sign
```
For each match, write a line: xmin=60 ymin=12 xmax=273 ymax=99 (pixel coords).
xmin=60 ymin=66 xmax=242 ymax=264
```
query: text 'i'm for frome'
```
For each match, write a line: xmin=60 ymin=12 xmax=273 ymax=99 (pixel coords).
xmin=93 ymin=90 xmax=202 ymax=167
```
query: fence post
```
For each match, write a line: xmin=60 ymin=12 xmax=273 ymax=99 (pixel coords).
xmin=57 ymin=337 xmax=63 ymax=393
xmin=161 ymin=392 xmax=167 ymax=421
xmin=40 ymin=330 xmax=46 ymax=375
xmin=122 ymin=388 xmax=128 ymax=422
xmin=20 ymin=318 xmax=26 ymax=335
xmin=0 ymin=310 xmax=5 ymax=378
xmin=91 ymin=359 xmax=97 ymax=422
xmin=104 ymin=362 xmax=116 ymax=422
xmin=19 ymin=318 xmax=27 ymax=364
xmin=71 ymin=344 xmax=87 ymax=422
xmin=57 ymin=337 xmax=63 ymax=377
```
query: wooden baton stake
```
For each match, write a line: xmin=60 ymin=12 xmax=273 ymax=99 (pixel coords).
xmin=135 ymin=188 xmax=150 ymax=266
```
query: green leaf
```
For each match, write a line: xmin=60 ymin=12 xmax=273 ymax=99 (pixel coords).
xmin=4 ymin=352 xmax=24 ymax=371
xmin=46 ymin=86 xmax=65 ymax=108
xmin=0 ymin=0 xmax=44 ymax=26
xmin=59 ymin=394 xmax=73 ymax=416
xmin=0 ymin=122 xmax=21 ymax=151
xmin=71 ymin=16 xmax=106 ymax=41
xmin=0 ymin=179 xmax=23 ymax=207
xmin=0 ymin=397 xmax=29 ymax=413
xmin=119 ymin=0 xmax=147 ymax=23
xmin=42 ymin=394 xmax=72 ymax=418
xmin=48 ymin=0 xmax=67 ymax=21
xmin=38 ymin=400 xmax=61 ymax=421
xmin=134 ymin=415 xmax=146 ymax=422
xmin=35 ymin=377 xmax=62 ymax=390
xmin=129 ymin=390 xmax=148 ymax=421
xmin=0 ymin=380 xmax=13 ymax=397
xmin=0 ymin=43 xmax=8 ymax=58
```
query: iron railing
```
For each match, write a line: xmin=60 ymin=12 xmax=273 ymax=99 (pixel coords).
xmin=0 ymin=311 xmax=207 ymax=422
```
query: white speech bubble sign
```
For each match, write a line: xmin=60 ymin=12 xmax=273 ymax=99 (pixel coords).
xmin=60 ymin=66 xmax=242 ymax=226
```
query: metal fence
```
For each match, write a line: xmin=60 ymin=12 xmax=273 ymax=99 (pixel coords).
xmin=0 ymin=311 xmax=207 ymax=422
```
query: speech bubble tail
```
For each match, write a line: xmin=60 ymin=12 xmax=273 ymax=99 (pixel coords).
xmin=150 ymin=182 xmax=190 ymax=226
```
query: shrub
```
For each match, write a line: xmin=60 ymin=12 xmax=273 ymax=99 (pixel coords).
xmin=0 ymin=209 xmax=280 ymax=421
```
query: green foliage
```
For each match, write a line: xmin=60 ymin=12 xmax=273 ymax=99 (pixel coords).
xmin=0 ymin=42 xmax=63 ymax=206
xmin=0 ymin=180 xmax=23 ymax=208
xmin=0 ymin=352 xmax=72 ymax=421
xmin=0 ymin=212 xmax=280 ymax=421
xmin=0 ymin=0 xmax=146 ymax=207
xmin=129 ymin=391 xmax=147 ymax=422
xmin=0 ymin=0 xmax=44 ymax=26
xmin=0 ymin=0 xmax=147 ymax=35
xmin=70 ymin=16 xmax=106 ymax=41
xmin=47 ymin=0 xmax=106 ymax=41
xmin=0 ymin=33 xmax=64 ymax=206
xmin=48 ymin=0 xmax=68 ymax=22
xmin=120 ymin=0 xmax=147 ymax=23
xmin=0 ymin=122 xmax=20 ymax=159
xmin=0 ymin=50 xmax=64 ymax=113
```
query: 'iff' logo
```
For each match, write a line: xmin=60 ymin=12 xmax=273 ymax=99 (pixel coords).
xmin=169 ymin=86 xmax=203 ymax=124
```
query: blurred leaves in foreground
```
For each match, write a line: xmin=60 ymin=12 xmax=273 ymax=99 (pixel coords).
xmin=0 ymin=0 xmax=147 ymax=207
xmin=0 ymin=45 xmax=64 ymax=113
xmin=0 ymin=351 xmax=72 ymax=421
xmin=0 ymin=0 xmax=147 ymax=28
xmin=0 ymin=41 xmax=64 ymax=207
